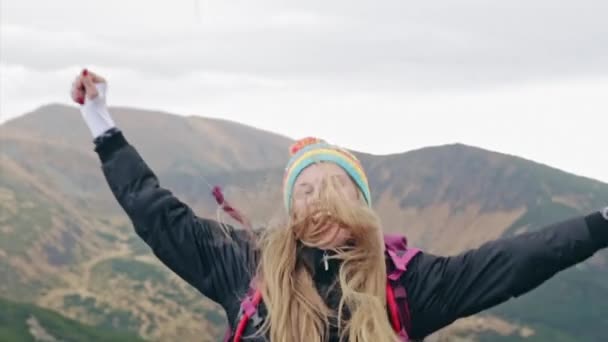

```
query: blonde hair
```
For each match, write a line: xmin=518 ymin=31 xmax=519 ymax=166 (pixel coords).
xmin=249 ymin=175 xmax=401 ymax=342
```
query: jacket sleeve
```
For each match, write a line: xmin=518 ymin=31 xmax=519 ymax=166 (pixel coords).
xmin=94 ymin=130 xmax=256 ymax=307
xmin=404 ymin=212 xmax=608 ymax=339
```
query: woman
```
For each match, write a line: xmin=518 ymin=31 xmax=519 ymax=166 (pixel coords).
xmin=71 ymin=70 xmax=608 ymax=342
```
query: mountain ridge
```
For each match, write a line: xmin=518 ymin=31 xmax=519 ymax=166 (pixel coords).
xmin=1 ymin=104 xmax=607 ymax=341
xmin=6 ymin=103 xmax=607 ymax=186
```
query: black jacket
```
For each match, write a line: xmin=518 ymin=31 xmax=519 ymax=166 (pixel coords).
xmin=94 ymin=130 xmax=608 ymax=341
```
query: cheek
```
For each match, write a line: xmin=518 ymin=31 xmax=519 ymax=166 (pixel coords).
xmin=335 ymin=227 xmax=351 ymax=240
xmin=291 ymin=200 xmax=308 ymax=218
xmin=344 ymin=184 xmax=360 ymax=202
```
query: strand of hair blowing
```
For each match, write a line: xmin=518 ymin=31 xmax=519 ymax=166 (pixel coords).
xmin=255 ymin=179 xmax=401 ymax=342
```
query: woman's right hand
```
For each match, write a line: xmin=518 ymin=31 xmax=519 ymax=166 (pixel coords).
xmin=71 ymin=69 xmax=115 ymax=138
xmin=70 ymin=69 xmax=106 ymax=105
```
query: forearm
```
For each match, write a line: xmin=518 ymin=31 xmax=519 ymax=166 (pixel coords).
xmin=499 ymin=212 xmax=606 ymax=296
xmin=585 ymin=209 xmax=608 ymax=250
xmin=407 ymin=211 xmax=608 ymax=338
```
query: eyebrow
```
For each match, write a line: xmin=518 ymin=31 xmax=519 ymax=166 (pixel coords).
xmin=297 ymin=174 xmax=347 ymax=186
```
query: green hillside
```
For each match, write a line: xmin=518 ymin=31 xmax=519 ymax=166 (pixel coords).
xmin=0 ymin=297 xmax=145 ymax=342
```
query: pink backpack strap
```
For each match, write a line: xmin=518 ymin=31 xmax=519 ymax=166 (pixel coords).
xmin=384 ymin=234 xmax=421 ymax=341
xmin=384 ymin=234 xmax=420 ymax=280
xmin=225 ymin=278 xmax=263 ymax=342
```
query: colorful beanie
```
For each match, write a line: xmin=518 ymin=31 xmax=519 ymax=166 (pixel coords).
xmin=283 ymin=137 xmax=372 ymax=212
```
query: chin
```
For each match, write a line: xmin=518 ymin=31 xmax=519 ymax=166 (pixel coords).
xmin=321 ymin=228 xmax=352 ymax=249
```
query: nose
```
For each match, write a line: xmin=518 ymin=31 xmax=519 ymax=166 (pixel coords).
xmin=304 ymin=179 xmax=330 ymax=206
xmin=304 ymin=191 xmax=319 ymax=206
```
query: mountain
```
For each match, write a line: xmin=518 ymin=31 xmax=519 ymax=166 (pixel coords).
xmin=0 ymin=297 xmax=144 ymax=342
xmin=1 ymin=104 xmax=607 ymax=341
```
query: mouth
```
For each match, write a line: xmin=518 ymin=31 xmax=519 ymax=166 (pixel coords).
xmin=310 ymin=210 xmax=332 ymax=225
xmin=309 ymin=211 xmax=348 ymax=233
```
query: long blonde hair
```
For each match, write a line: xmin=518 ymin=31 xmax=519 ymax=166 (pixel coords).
xmin=251 ymin=176 xmax=401 ymax=342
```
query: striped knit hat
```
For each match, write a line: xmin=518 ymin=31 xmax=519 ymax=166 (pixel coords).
xmin=283 ymin=137 xmax=371 ymax=212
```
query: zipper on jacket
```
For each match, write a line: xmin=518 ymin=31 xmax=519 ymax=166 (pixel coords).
xmin=323 ymin=251 xmax=329 ymax=271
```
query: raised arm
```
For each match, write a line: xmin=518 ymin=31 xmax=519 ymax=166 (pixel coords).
xmin=72 ymin=70 xmax=256 ymax=307
xmin=403 ymin=211 xmax=608 ymax=339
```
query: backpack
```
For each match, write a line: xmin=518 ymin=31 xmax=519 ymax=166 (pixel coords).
xmin=225 ymin=234 xmax=421 ymax=342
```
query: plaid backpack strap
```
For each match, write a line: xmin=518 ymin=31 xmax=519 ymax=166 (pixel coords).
xmin=228 ymin=278 xmax=264 ymax=342
xmin=384 ymin=234 xmax=421 ymax=341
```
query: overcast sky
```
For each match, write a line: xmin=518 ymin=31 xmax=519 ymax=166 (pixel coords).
xmin=1 ymin=0 xmax=607 ymax=183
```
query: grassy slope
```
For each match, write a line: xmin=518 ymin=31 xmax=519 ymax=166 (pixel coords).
xmin=0 ymin=297 xmax=145 ymax=342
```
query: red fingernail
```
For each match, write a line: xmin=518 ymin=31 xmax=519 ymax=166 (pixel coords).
xmin=82 ymin=69 xmax=88 ymax=76
xmin=76 ymin=97 xmax=85 ymax=105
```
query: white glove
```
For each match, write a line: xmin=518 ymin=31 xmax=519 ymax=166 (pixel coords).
xmin=71 ymin=70 xmax=116 ymax=139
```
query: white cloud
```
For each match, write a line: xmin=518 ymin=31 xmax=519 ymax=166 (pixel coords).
xmin=3 ymin=0 xmax=608 ymax=85
xmin=1 ymin=0 xmax=608 ymax=183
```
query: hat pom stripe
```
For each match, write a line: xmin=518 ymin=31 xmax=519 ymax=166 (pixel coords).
xmin=289 ymin=137 xmax=324 ymax=156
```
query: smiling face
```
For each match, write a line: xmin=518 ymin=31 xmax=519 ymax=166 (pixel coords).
xmin=291 ymin=162 xmax=361 ymax=249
